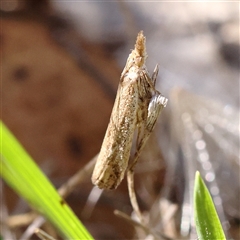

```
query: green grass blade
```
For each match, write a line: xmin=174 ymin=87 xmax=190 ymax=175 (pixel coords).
xmin=194 ymin=171 xmax=226 ymax=240
xmin=0 ymin=121 xmax=93 ymax=240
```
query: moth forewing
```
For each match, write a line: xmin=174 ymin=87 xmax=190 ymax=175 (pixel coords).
xmin=91 ymin=31 xmax=167 ymax=190
xmin=138 ymin=69 xmax=168 ymax=132
xmin=128 ymin=72 xmax=168 ymax=171
xmin=146 ymin=92 xmax=168 ymax=132
xmin=91 ymin=69 xmax=140 ymax=190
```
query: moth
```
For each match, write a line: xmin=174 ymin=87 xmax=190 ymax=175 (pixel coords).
xmin=91 ymin=31 xmax=168 ymax=190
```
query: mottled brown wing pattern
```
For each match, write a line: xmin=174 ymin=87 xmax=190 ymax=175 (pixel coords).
xmin=91 ymin=31 xmax=168 ymax=190
xmin=91 ymin=71 xmax=139 ymax=190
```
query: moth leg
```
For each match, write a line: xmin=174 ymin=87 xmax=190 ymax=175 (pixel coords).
xmin=129 ymin=92 xmax=167 ymax=170
xmin=128 ymin=125 xmax=144 ymax=171
xmin=140 ymin=67 xmax=158 ymax=93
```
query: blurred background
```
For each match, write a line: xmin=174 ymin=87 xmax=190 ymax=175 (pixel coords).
xmin=1 ymin=0 xmax=239 ymax=239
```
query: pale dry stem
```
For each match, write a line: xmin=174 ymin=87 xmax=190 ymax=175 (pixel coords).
xmin=5 ymin=212 xmax=38 ymax=228
xmin=126 ymin=142 xmax=154 ymax=237
xmin=35 ymin=228 xmax=56 ymax=240
xmin=58 ymin=153 xmax=98 ymax=198
xmin=127 ymin=170 xmax=143 ymax=223
xmin=114 ymin=209 xmax=153 ymax=238
xmin=114 ymin=210 xmax=172 ymax=240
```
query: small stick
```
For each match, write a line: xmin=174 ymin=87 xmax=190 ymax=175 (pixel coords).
xmin=127 ymin=170 xmax=143 ymax=223
xmin=35 ymin=228 xmax=56 ymax=240
xmin=5 ymin=212 xmax=38 ymax=228
xmin=114 ymin=210 xmax=172 ymax=240
xmin=114 ymin=210 xmax=154 ymax=237
xmin=58 ymin=154 xmax=98 ymax=198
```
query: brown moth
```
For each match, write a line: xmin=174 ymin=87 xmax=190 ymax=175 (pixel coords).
xmin=91 ymin=31 xmax=167 ymax=190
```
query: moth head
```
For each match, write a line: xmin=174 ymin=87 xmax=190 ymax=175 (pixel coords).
xmin=134 ymin=31 xmax=147 ymax=67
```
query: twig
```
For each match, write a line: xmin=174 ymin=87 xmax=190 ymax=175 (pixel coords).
xmin=81 ymin=187 xmax=103 ymax=219
xmin=35 ymin=228 xmax=56 ymax=240
xmin=160 ymin=199 xmax=178 ymax=230
xmin=127 ymin=170 xmax=143 ymax=223
xmin=114 ymin=210 xmax=172 ymax=240
xmin=0 ymin=186 xmax=16 ymax=240
xmin=114 ymin=210 xmax=154 ymax=237
xmin=20 ymin=216 xmax=45 ymax=240
xmin=5 ymin=212 xmax=38 ymax=228
xmin=126 ymin=120 xmax=157 ymax=224
xmin=58 ymin=154 xmax=98 ymax=198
